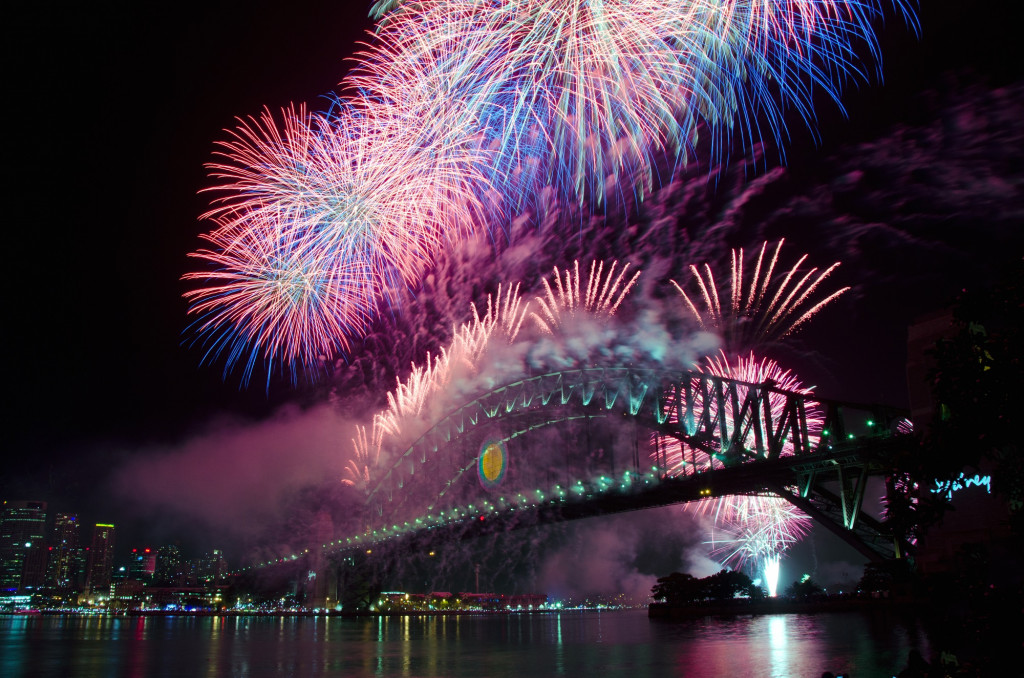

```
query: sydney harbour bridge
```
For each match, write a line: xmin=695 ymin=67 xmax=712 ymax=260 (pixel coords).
xmin=250 ymin=365 xmax=914 ymax=607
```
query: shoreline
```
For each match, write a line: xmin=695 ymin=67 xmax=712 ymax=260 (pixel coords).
xmin=2 ymin=607 xmax=606 ymax=619
xmin=648 ymin=596 xmax=917 ymax=619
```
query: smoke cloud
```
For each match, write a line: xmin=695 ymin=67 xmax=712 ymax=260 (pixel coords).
xmin=535 ymin=507 xmax=712 ymax=603
xmin=110 ymin=403 xmax=364 ymax=556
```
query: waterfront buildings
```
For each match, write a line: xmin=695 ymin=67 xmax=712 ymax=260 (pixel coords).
xmin=0 ymin=500 xmax=48 ymax=595
xmin=48 ymin=513 xmax=84 ymax=590
xmin=85 ymin=523 xmax=116 ymax=600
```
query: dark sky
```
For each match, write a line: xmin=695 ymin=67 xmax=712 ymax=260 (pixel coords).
xmin=3 ymin=1 xmax=1022 ymax=579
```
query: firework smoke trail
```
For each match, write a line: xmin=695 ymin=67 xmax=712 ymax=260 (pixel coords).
xmin=672 ymin=239 xmax=850 ymax=351
xmin=185 ymin=96 xmax=492 ymax=380
xmin=367 ymin=0 xmax=916 ymax=207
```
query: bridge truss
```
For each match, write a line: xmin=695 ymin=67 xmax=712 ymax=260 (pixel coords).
xmin=363 ymin=368 xmax=912 ymax=562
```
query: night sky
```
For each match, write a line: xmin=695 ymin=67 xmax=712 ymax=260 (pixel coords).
xmin=4 ymin=1 xmax=1022 ymax=592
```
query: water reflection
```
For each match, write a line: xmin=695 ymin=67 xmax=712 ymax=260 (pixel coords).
xmin=767 ymin=615 xmax=788 ymax=677
xmin=124 ymin=617 xmax=148 ymax=678
xmin=0 ymin=609 xmax=932 ymax=678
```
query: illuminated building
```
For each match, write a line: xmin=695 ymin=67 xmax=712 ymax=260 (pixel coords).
xmin=198 ymin=549 xmax=228 ymax=586
xmin=128 ymin=547 xmax=157 ymax=582
xmin=85 ymin=523 xmax=116 ymax=599
xmin=0 ymin=500 xmax=48 ymax=595
xmin=48 ymin=513 xmax=83 ymax=590
xmin=154 ymin=545 xmax=183 ymax=586
xmin=110 ymin=579 xmax=145 ymax=612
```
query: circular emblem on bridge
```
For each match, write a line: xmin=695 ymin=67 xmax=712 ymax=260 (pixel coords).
xmin=478 ymin=439 xmax=508 ymax=489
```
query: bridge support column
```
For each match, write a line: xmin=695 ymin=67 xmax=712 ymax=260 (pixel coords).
xmin=837 ymin=465 xmax=869 ymax=530
xmin=305 ymin=558 xmax=338 ymax=611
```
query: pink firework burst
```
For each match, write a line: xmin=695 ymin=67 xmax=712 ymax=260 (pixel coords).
xmin=706 ymin=494 xmax=813 ymax=573
xmin=184 ymin=207 xmax=376 ymax=382
xmin=185 ymin=101 xmax=490 ymax=378
xmin=656 ymin=350 xmax=824 ymax=479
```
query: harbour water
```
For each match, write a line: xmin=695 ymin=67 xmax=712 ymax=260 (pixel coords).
xmin=1 ymin=608 xmax=932 ymax=677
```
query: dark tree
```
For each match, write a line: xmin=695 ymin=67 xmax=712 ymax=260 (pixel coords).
xmin=706 ymin=569 xmax=755 ymax=601
xmin=651 ymin=572 xmax=705 ymax=605
xmin=785 ymin=576 xmax=823 ymax=598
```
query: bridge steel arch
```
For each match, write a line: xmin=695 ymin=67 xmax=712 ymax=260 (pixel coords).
xmin=364 ymin=368 xmax=911 ymax=562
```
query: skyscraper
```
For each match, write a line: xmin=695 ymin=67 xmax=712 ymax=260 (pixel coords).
xmin=198 ymin=549 xmax=228 ymax=586
xmin=85 ymin=523 xmax=116 ymax=599
xmin=154 ymin=545 xmax=182 ymax=586
xmin=127 ymin=547 xmax=157 ymax=582
xmin=48 ymin=513 xmax=83 ymax=590
xmin=0 ymin=500 xmax=48 ymax=595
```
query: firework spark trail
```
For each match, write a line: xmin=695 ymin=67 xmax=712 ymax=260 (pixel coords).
xmin=183 ymin=208 xmax=377 ymax=383
xmin=346 ymin=260 xmax=644 ymax=490
xmin=705 ymin=495 xmax=813 ymax=570
xmin=704 ymin=493 xmax=813 ymax=595
xmin=672 ymin=239 xmax=850 ymax=349
xmin=367 ymin=0 xmax=915 ymax=207
xmin=532 ymin=260 xmax=641 ymax=334
xmin=366 ymin=0 xmax=694 ymax=206
xmin=343 ymin=423 xmax=384 ymax=491
xmin=185 ymin=99 xmax=491 ymax=379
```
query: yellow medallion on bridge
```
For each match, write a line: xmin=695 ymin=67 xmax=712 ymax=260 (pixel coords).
xmin=478 ymin=439 xmax=507 ymax=489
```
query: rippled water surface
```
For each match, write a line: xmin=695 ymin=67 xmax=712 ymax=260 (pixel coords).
xmin=1 ymin=609 xmax=932 ymax=677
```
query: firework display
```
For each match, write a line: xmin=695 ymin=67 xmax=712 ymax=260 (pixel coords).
xmin=654 ymin=350 xmax=823 ymax=478
xmin=179 ymin=0 xmax=918 ymax=592
xmin=186 ymin=98 xmax=492 ymax=378
xmin=368 ymin=0 xmax=915 ymax=205
xmin=532 ymin=260 xmax=641 ymax=334
xmin=653 ymin=350 xmax=823 ymax=590
xmin=653 ymin=242 xmax=849 ymax=588
xmin=706 ymin=495 xmax=813 ymax=596
xmin=343 ymin=282 xmax=531 ymax=487
xmin=672 ymin=239 xmax=850 ymax=349
xmin=185 ymin=0 xmax=912 ymax=375
xmin=344 ymin=260 xmax=641 ymax=489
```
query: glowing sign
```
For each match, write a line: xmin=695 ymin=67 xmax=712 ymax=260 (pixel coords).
xmin=478 ymin=439 xmax=508 ymax=489
xmin=930 ymin=473 xmax=992 ymax=501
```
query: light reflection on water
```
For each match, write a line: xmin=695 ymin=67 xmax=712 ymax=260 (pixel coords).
xmin=0 ymin=609 xmax=930 ymax=678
